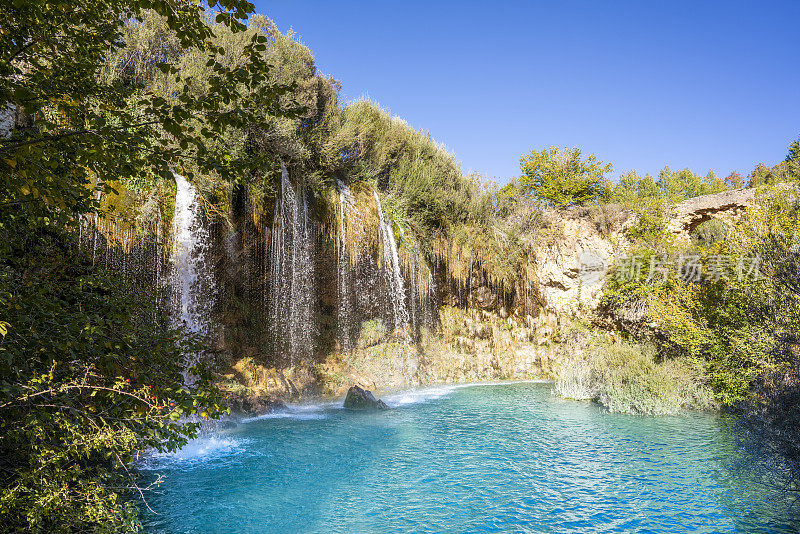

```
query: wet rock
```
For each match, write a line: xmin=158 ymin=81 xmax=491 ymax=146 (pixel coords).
xmin=227 ymin=393 xmax=287 ymax=416
xmin=473 ymin=286 xmax=498 ymax=309
xmin=343 ymin=385 xmax=390 ymax=410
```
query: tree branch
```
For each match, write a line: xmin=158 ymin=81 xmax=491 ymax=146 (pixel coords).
xmin=0 ymin=384 xmax=158 ymax=409
xmin=4 ymin=38 xmax=38 ymax=65
xmin=0 ymin=120 xmax=161 ymax=154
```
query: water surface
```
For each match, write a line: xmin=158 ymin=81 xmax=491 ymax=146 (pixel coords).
xmin=142 ymin=382 xmax=798 ymax=533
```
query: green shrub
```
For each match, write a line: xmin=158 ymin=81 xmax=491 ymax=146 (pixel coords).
xmin=553 ymin=357 xmax=597 ymax=400
xmin=594 ymin=344 xmax=712 ymax=415
xmin=519 ymin=146 xmax=612 ymax=207
xmin=0 ymin=232 xmax=223 ymax=532
xmin=691 ymin=218 xmax=732 ymax=248
xmin=554 ymin=341 xmax=713 ymax=415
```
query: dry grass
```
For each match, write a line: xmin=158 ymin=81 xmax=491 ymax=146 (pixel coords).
xmin=553 ymin=357 xmax=597 ymax=400
xmin=553 ymin=334 xmax=715 ymax=415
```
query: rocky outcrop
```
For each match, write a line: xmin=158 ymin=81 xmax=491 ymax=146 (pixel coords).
xmin=530 ymin=187 xmax=767 ymax=315
xmin=0 ymin=104 xmax=34 ymax=139
xmin=533 ymin=216 xmax=625 ymax=316
xmin=531 ymin=187 xmax=778 ymax=315
xmin=666 ymin=188 xmax=756 ymax=240
xmin=343 ymin=385 xmax=390 ymax=410
xmin=0 ymin=105 xmax=14 ymax=139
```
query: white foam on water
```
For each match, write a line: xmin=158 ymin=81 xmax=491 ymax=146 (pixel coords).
xmin=139 ymin=435 xmax=248 ymax=469
xmin=237 ymin=381 xmax=552 ymax=423
xmin=250 ymin=411 xmax=326 ymax=421
xmin=383 ymin=385 xmax=459 ymax=407
xmin=241 ymin=401 xmax=338 ymax=423
xmin=383 ymin=380 xmax=551 ymax=407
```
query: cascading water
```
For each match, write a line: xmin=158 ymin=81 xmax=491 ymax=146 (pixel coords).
xmin=336 ymin=180 xmax=357 ymax=350
xmin=409 ymin=240 xmax=418 ymax=329
xmin=268 ymin=164 xmax=314 ymax=363
xmin=373 ymin=188 xmax=409 ymax=332
xmin=170 ymin=172 xmax=216 ymax=382
xmin=77 ymin=206 xmax=166 ymax=327
xmin=413 ymin=239 xmax=438 ymax=331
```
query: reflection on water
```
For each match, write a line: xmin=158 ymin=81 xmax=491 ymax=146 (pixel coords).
xmin=141 ymin=382 xmax=799 ymax=533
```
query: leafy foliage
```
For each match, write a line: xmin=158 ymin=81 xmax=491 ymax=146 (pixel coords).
xmin=0 ymin=230 xmax=225 ymax=532
xmin=0 ymin=0 xmax=293 ymax=243
xmin=607 ymin=187 xmax=800 ymax=404
xmin=327 ymin=99 xmax=479 ymax=237
xmin=0 ymin=0 xmax=292 ymax=530
xmin=519 ymin=146 xmax=612 ymax=207
xmin=746 ymin=138 xmax=800 ymax=187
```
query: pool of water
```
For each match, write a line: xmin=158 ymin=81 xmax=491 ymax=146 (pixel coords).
xmin=141 ymin=382 xmax=798 ymax=533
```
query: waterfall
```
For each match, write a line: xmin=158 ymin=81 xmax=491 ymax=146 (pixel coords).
xmin=409 ymin=240 xmax=418 ymax=330
xmin=77 ymin=206 xmax=166 ymax=326
xmin=373 ymin=189 xmax=409 ymax=332
xmin=269 ymin=164 xmax=314 ymax=362
xmin=170 ymin=172 xmax=216 ymax=381
xmin=336 ymin=180 xmax=356 ymax=350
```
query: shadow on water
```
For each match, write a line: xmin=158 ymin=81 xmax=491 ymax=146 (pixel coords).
xmin=713 ymin=412 xmax=800 ymax=532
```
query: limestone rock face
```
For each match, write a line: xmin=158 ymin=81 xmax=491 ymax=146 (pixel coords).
xmin=533 ymin=217 xmax=622 ymax=315
xmin=666 ymin=188 xmax=756 ymax=240
xmin=532 ymin=187 xmax=769 ymax=315
xmin=343 ymin=385 xmax=390 ymax=410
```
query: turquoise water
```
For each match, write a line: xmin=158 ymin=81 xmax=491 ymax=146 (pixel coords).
xmin=142 ymin=382 xmax=798 ymax=533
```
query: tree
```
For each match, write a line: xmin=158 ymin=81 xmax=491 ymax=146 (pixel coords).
xmin=748 ymin=162 xmax=775 ymax=187
xmin=701 ymin=170 xmax=728 ymax=195
xmin=0 ymin=0 xmax=293 ymax=530
xmin=0 ymin=0 xmax=292 ymax=242
xmin=786 ymin=134 xmax=800 ymax=180
xmin=657 ymin=166 xmax=703 ymax=202
xmin=495 ymin=181 xmax=519 ymax=218
xmin=748 ymin=160 xmax=797 ymax=187
xmin=611 ymin=170 xmax=640 ymax=203
xmin=519 ymin=146 xmax=612 ymax=207
xmin=637 ymin=173 xmax=660 ymax=199
xmin=747 ymin=137 xmax=800 ymax=188
xmin=725 ymin=171 xmax=746 ymax=189
xmin=0 ymin=236 xmax=224 ymax=532
xmin=786 ymin=134 xmax=800 ymax=163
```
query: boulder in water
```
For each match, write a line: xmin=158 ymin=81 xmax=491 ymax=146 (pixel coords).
xmin=344 ymin=385 xmax=390 ymax=410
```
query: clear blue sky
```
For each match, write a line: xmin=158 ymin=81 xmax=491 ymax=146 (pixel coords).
xmin=254 ymin=0 xmax=800 ymax=184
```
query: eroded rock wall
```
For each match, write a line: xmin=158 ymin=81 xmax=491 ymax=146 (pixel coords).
xmin=533 ymin=216 xmax=624 ymax=316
